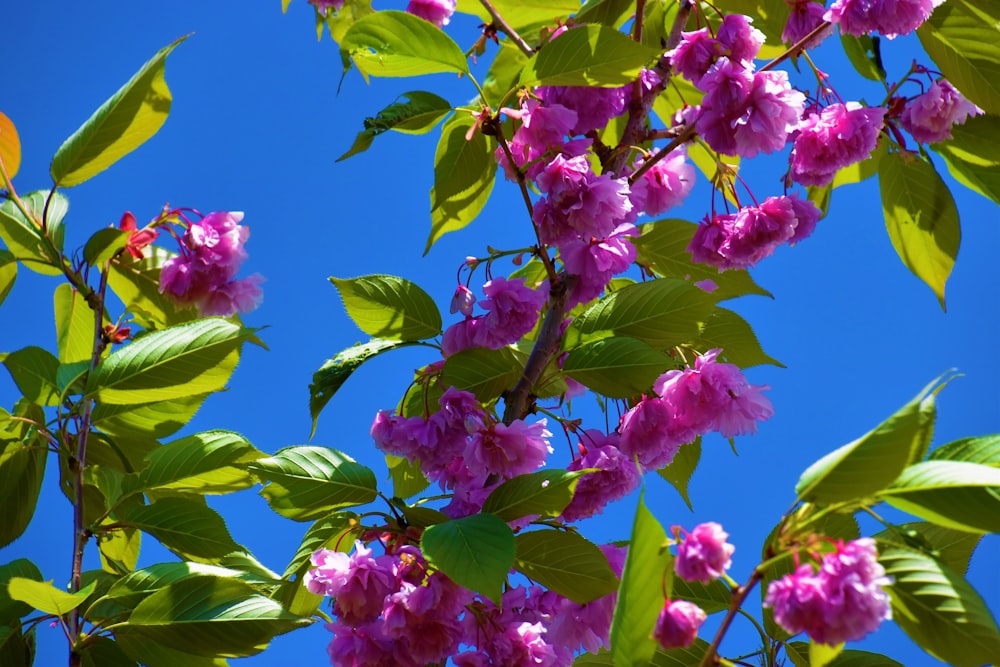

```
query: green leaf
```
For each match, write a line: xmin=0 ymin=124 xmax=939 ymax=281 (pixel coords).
xmin=1 ymin=346 xmax=61 ymax=406
xmin=115 ymin=630 xmax=228 ymax=667
xmin=879 ymin=151 xmax=960 ymax=309
xmin=483 ymin=469 xmax=589 ymax=521
xmin=280 ymin=514 xmax=359 ymax=579
xmin=566 ymin=278 xmax=716 ymax=350
xmin=935 ymin=113 xmax=1000 ymax=205
xmin=875 ymin=522 xmax=982 ymax=576
xmin=459 ymin=0 xmax=580 ymax=30
xmin=108 ymin=247 xmax=195 ymax=329
xmin=929 ymin=433 xmax=1000 ymax=467
xmin=879 ymin=461 xmax=1000 ymax=533
xmin=324 ymin=0 xmax=377 ymax=44
xmin=656 ymin=439 xmax=701 ymax=511
xmin=810 ymin=641 xmax=845 ymax=667
xmin=520 ymin=25 xmax=658 ymax=87
xmin=918 ymin=0 xmax=1000 ymax=115
xmin=133 ymin=430 xmax=263 ymax=495
xmin=122 ymin=576 xmax=307 ymax=657
xmin=80 ymin=637 xmax=137 ymax=667
xmin=563 ymin=337 xmax=672 ymax=398
xmin=338 ymin=91 xmax=450 ymax=161
xmin=385 ymin=454 xmax=430 ymax=499
xmin=576 ymin=0 xmax=635 ymax=28
xmin=97 ymin=522 xmax=142 ymax=574
xmin=696 ymin=307 xmax=783 ymax=368
xmin=648 ymin=638 xmax=712 ymax=667
xmin=427 ymin=113 xmax=497 ymax=252
xmin=84 ymin=228 xmax=131 ymax=266
xmin=0 ymin=434 xmax=47 ymax=549
xmin=610 ymin=494 xmax=672 ymax=667
xmin=6 ymin=578 xmax=95 ymax=616
xmin=340 ymin=10 xmax=468 ymax=79
xmin=51 ymin=37 xmax=187 ymax=187
xmin=106 ymin=562 xmax=268 ymax=609
xmin=0 ymin=559 xmax=42 ymax=623
xmin=420 ymin=513 xmax=514 ymax=605
xmin=833 ymin=139 xmax=888 ymax=189
xmin=670 ymin=576 xmax=730 ymax=615
xmin=118 ymin=498 xmax=242 ymax=560
xmin=0 ymin=250 xmax=16 ymax=308
xmin=87 ymin=318 xmax=254 ymax=405
xmin=573 ymin=649 xmax=617 ymax=666
xmin=0 ymin=191 xmax=67 ymax=275
xmin=309 ymin=339 xmax=418 ymax=436
xmin=633 ymin=219 xmax=771 ymax=300
xmin=713 ymin=0 xmax=790 ymax=57
xmin=786 ymin=644 xmax=903 ymax=667
xmin=481 ymin=41 xmax=529 ymax=108
xmin=92 ymin=393 xmax=211 ymax=440
xmin=880 ymin=545 xmax=1000 ymax=667
xmin=794 ymin=378 xmax=941 ymax=504
xmin=441 ymin=346 xmax=525 ymax=401
xmin=249 ymin=446 xmax=378 ymax=521
xmin=54 ymin=283 xmax=98 ymax=364
xmin=330 ymin=274 xmax=442 ymax=340
xmin=398 ymin=504 xmax=448 ymax=528
xmin=514 ymin=530 xmax=619 ymax=604
xmin=840 ymin=33 xmax=886 ymax=82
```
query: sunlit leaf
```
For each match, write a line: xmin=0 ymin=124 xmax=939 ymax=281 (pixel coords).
xmin=340 ymin=10 xmax=468 ymax=79
xmin=514 ymin=530 xmax=619 ymax=604
xmin=119 ymin=498 xmax=242 ymax=560
xmin=0 ymin=191 xmax=67 ymax=275
xmin=338 ymin=91 xmax=450 ymax=161
xmin=482 ymin=469 xmax=589 ymax=521
xmin=879 ymin=461 xmax=1000 ymax=533
xmin=330 ymin=274 xmax=442 ymax=340
xmin=0 ymin=112 xmax=21 ymax=179
xmin=421 ymin=513 xmax=514 ymax=604
xmin=656 ymin=439 xmax=701 ymax=511
xmin=563 ymin=337 xmax=672 ymax=398
xmin=6 ymin=578 xmax=95 ymax=616
xmin=520 ymin=25 xmax=658 ymax=87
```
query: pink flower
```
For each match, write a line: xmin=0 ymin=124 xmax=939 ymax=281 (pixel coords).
xmin=480 ymin=277 xmax=547 ymax=346
xmin=675 ymin=522 xmax=735 ymax=583
xmin=309 ymin=0 xmax=345 ymax=11
xmin=545 ymin=544 xmax=625 ymax=654
xmin=653 ymin=349 xmax=774 ymax=438
xmin=730 ymin=71 xmax=805 ymax=158
xmin=618 ymin=397 xmax=692 ymax=471
xmin=497 ymin=100 xmax=578 ymax=181
xmin=654 ymin=599 xmax=706 ymax=650
xmin=790 ymin=102 xmax=886 ymax=186
xmin=825 ymin=0 xmax=944 ymax=39
xmin=325 ymin=621 xmax=401 ymax=667
xmin=669 ymin=28 xmax=722 ymax=86
xmin=450 ymin=284 xmax=476 ymax=316
xmin=899 ymin=79 xmax=983 ymax=144
xmin=382 ymin=573 xmax=469 ymax=663
xmin=533 ymin=155 xmax=632 ymax=245
xmin=561 ymin=223 xmax=638 ymax=306
xmin=716 ymin=14 xmax=765 ymax=66
xmin=783 ymin=0 xmax=829 ymax=48
xmin=406 ymin=0 xmax=456 ymax=28
xmin=306 ymin=541 xmax=398 ymax=625
xmin=537 ymin=85 xmax=628 ymax=135
xmin=765 ymin=538 xmax=892 ymax=645
xmin=464 ymin=419 xmax=552 ymax=478
xmin=629 ymin=148 xmax=696 ymax=217
xmin=561 ymin=432 xmax=641 ymax=522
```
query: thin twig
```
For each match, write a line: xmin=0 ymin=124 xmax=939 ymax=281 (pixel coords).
xmin=698 ymin=569 xmax=764 ymax=667
xmin=478 ymin=0 xmax=534 ymax=57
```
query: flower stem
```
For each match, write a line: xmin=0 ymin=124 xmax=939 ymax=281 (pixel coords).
xmin=698 ymin=569 xmax=763 ymax=667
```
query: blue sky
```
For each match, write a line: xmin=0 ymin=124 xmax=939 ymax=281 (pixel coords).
xmin=1 ymin=2 xmax=997 ymax=665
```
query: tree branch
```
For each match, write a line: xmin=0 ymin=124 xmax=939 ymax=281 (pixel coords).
xmin=478 ymin=0 xmax=534 ymax=57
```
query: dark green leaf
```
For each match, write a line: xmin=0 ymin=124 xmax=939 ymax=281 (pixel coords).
xmin=935 ymin=113 xmax=1000 ymax=205
xmin=441 ymin=346 xmax=525 ymax=401
xmin=633 ymin=219 xmax=771 ymax=300
xmin=88 ymin=318 xmax=254 ymax=405
xmin=122 ymin=576 xmax=308 ymax=657
xmin=338 ymin=91 xmax=450 ymax=161
xmin=427 ymin=113 xmax=497 ymax=252
xmin=918 ymin=0 xmax=1000 ymax=114
xmin=115 ymin=629 xmax=228 ymax=667
xmin=875 ymin=522 xmax=982 ymax=576
xmin=611 ymin=493 xmax=672 ymax=667
xmin=656 ymin=439 xmax=701 ymax=511
xmin=83 ymin=228 xmax=130 ymax=266
xmin=119 ymin=498 xmax=242 ymax=560
xmin=563 ymin=337 xmax=672 ymax=398
xmin=576 ymin=0 xmax=634 ymax=28
xmin=421 ymin=513 xmax=514 ymax=605
xmin=649 ymin=637 xmax=712 ymax=667
xmin=696 ymin=307 xmax=783 ymax=368
xmin=309 ymin=338 xmax=419 ymax=436
xmin=134 ymin=430 xmax=264 ymax=495
xmin=51 ymin=37 xmax=187 ymax=187
xmin=330 ymin=274 xmax=442 ymax=340
xmin=929 ymin=433 xmax=1000 ymax=467
xmin=520 ymin=25 xmax=658 ymax=87
xmin=0 ymin=624 xmax=33 ymax=667
xmin=80 ymin=637 xmax=137 ymax=667
xmin=566 ymin=278 xmax=716 ymax=350
xmin=1 ymin=346 xmax=61 ymax=406
xmin=0 ymin=432 xmax=46 ymax=549
xmin=483 ymin=469 xmax=589 ymax=521
xmin=514 ymin=530 xmax=619 ymax=604
xmin=880 ymin=545 xmax=1000 ymax=666
xmin=0 ymin=559 xmax=43 ymax=623
xmin=0 ymin=191 xmax=67 ymax=275
xmin=340 ymin=10 xmax=468 ymax=79
xmin=670 ymin=576 xmax=730 ymax=615
xmin=879 ymin=461 xmax=1000 ymax=533
xmin=879 ymin=151 xmax=960 ymax=309
xmin=795 ymin=377 xmax=941 ymax=504
xmin=249 ymin=446 xmax=378 ymax=521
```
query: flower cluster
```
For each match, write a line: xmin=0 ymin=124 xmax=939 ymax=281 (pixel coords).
xmin=560 ymin=430 xmax=642 ymax=522
xmin=442 ymin=277 xmax=547 ymax=356
xmin=307 ymin=541 xmax=626 ymax=666
xmin=790 ymin=102 xmax=887 ymax=186
xmin=619 ymin=349 xmax=774 ymax=470
xmin=825 ymin=0 xmax=945 ymax=39
xmin=675 ymin=522 xmax=735 ymax=584
xmin=158 ymin=210 xmax=263 ymax=317
xmin=898 ymin=78 xmax=983 ymax=144
xmin=371 ymin=387 xmax=551 ymax=518
xmin=764 ymin=538 xmax=892 ymax=645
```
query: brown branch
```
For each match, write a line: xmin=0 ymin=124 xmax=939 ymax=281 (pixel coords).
xmin=698 ymin=569 xmax=764 ymax=667
xmin=478 ymin=0 xmax=534 ymax=57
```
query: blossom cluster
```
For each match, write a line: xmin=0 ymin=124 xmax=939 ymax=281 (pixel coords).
xmin=307 ymin=540 xmax=626 ymax=666
xmin=158 ymin=210 xmax=263 ymax=317
xmin=764 ymin=538 xmax=892 ymax=645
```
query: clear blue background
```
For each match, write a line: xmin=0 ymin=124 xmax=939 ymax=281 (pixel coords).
xmin=1 ymin=2 xmax=997 ymax=666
